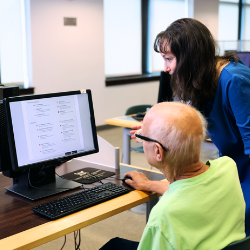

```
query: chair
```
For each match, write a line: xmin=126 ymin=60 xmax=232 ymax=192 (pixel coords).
xmin=125 ymin=104 xmax=152 ymax=153
xmin=222 ymin=236 xmax=250 ymax=249
xmin=125 ymin=104 xmax=153 ymax=117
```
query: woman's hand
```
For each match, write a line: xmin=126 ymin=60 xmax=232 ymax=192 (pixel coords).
xmin=130 ymin=124 xmax=142 ymax=140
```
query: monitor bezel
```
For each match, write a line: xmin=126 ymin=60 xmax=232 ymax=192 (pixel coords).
xmin=3 ymin=89 xmax=99 ymax=172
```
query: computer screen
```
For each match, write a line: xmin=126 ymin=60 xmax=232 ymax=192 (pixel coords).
xmin=236 ymin=52 xmax=250 ymax=68
xmin=3 ymin=89 xmax=99 ymax=200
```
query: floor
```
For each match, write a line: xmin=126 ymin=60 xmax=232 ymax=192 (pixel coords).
xmin=32 ymin=126 xmax=219 ymax=250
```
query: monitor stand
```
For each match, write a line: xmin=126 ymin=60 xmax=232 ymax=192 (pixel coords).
xmin=4 ymin=165 xmax=81 ymax=200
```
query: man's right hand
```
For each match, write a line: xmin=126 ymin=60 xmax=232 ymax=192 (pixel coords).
xmin=124 ymin=171 xmax=169 ymax=195
xmin=124 ymin=171 xmax=151 ymax=191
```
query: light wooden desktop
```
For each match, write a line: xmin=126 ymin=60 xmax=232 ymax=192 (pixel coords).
xmin=105 ymin=115 xmax=140 ymax=129
xmin=0 ymin=160 xmax=166 ymax=250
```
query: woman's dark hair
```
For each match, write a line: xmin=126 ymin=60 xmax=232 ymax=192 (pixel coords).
xmin=154 ymin=18 xmax=238 ymax=107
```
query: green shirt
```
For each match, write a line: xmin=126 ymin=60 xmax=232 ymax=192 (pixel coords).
xmin=137 ymin=156 xmax=245 ymax=250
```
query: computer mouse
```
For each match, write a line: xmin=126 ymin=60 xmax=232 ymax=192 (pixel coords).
xmin=122 ymin=177 xmax=132 ymax=183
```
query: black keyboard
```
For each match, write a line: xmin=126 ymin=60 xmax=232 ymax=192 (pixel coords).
xmin=32 ymin=182 xmax=130 ymax=220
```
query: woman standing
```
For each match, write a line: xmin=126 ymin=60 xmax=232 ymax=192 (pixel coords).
xmin=132 ymin=18 xmax=250 ymax=236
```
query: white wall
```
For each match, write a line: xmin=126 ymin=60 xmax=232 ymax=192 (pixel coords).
xmin=30 ymin=0 xmax=159 ymax=126
xmin=194 ymin=0 xmax=219 ymax=40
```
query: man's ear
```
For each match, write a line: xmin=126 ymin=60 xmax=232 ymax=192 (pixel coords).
xmin=154 ymin=143 xmax=165 ymax=162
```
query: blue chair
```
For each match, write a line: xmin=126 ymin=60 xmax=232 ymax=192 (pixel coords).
xmin=222 ymin=236 xmax=250 ymax=249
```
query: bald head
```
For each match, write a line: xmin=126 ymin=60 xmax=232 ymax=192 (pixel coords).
xmin=142 ymin=102 xmax=207 ymax=174
xmin=144 ymin=102 xmax=204 ymax=140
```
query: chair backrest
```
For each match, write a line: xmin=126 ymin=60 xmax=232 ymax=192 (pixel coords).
xmin=222 ymin=236 xmax=250 ymax=249
xmin=125 ymin=104 xmax=152 ymax=116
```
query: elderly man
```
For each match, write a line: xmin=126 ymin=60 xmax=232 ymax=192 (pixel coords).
xmin=100 ymin=102 xmax=245 ymax=250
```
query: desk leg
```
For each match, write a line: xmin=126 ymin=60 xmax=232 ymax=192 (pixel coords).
xmin=146 ymin=198 xmax=159 ymax=222
xmin=123 ymin=128 xmax=131 ymax=164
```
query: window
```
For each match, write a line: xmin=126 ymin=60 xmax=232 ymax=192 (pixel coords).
xmin=149 ymin=0 xmax=186 ymax=72
xmin=218 ymin=0 xmax=239 ymax=54
xmin=218 ymin=0 xmax=250 ymax=54
xmin=104 ymin=0 xmax=187 ymax=80
xmin=104 ymin=0 xmax=142 ymax=77
xmin=242 ymin=0 xmax=250 ymax=51
xmin=0 ymin=0 xmax=31 ymax=87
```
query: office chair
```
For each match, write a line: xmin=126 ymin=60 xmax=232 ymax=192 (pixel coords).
xmin=222 ymin=235 xmax=250 ymax=249
xmin=125 ymin=104 xmax=153 ymax=117
xmin=125 ymin=104 xmax=152 ymax=153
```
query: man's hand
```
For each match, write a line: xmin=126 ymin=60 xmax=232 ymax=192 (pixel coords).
xmin=124 ymin=171 xmax=151 ymax=191
xmin=123 ymin=171 xmax=169 ymax=195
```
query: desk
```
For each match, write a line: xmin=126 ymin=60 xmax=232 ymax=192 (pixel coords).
xmin=0 ymin=161 xmax=166 ymax=250
xmin=105 ymin=115 xmax=219 ymax=165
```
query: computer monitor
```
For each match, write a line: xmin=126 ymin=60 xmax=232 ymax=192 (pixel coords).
xmin=3 ymin=89 xmax=99 ymax=200
xmin=158 ymin=71 xmax=173 ymax=103
xmin=236 ymin=52 xmax=250 ymax=67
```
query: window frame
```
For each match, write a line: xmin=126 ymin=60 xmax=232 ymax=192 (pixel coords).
xmin=238 ymin=0 xmax=242 ymax=39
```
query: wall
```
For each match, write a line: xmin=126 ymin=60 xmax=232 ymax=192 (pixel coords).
xmin=30 ymin=0 xmax=159 ymax=126
xmin=30 ymin=0 xmax=220 ymax=126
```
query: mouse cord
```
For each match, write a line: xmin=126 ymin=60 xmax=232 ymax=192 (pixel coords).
xmin=108 ymin=176 xmax=123 ymax=181
xmin=86 ymin=172 xmax=104 ymax=185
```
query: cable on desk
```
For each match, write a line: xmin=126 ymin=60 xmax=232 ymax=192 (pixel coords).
xmin=56 ymin=170 xmax=104 ymax=190
xmin=107 ymin=176 xmax=123 ymax=181
xmin=56 ymin=170 xmax=122 ymax=194
xmin=86 ymin=171 xmax=104 ymax=185
xmin=28 ymin=167 xmax=121 ymax=193
xmin=28 ymin=169 xmax=83 ymax=190
xmin=55 ymin=171 xmax=86 ymax=189
xmin=29 ymin=166 xmax=118 ymax=192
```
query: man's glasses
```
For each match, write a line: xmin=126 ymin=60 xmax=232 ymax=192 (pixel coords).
xmin=134 ymin=129 xmax=169 ymax=151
